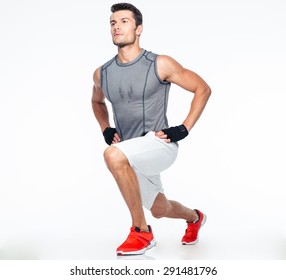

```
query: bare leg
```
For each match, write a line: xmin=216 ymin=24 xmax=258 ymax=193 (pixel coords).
xmin=150 ymin=193 xmax=199 ymax=222
xmin=104 ymin=146 xmax=149 ymax=231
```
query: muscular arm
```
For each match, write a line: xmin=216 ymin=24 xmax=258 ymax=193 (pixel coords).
xmin=91 ymin=67 xmax=110 ymax=132
xmin=157 ymin=55 xmax=211 ymax=132
xmin=92 ymin=67 xmax=121 ymax=143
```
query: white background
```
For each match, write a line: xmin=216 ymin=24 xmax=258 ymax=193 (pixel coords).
xmin=0 ymin=0 xmax=285 ymax=260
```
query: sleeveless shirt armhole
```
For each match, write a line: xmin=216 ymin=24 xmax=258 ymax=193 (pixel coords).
xmin=144 ymin=51 xmax=168 ymax=85
xmin=100 ymin=56 xmax=116 ymax=88
xmin=99 ymin=66 xmax=103 ymax=88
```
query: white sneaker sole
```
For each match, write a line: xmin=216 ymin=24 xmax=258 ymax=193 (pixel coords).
xmin=117 ymin=239 xmax=157 ymax=256
xmin=182 ymin=214 xmax=207 ymax=245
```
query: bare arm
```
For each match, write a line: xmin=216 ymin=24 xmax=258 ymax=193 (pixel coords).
xmin=91 ymin=67 xmax=120 ymax=142
xmin=157 ymin=55 xmax=211 ymax=133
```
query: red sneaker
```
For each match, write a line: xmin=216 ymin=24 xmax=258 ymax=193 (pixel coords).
xmin=181 ymin=209 xmax=207 ymax=245
xmin=116 ymin=225 xmax=156 ymax=256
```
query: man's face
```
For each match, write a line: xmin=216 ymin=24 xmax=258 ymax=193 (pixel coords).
xmin=110 ymin=10 xmax=141 ymax=48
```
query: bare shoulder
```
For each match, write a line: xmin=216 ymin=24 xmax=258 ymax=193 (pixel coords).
xmin=93 ymin=66 xmax=101 ymax=87
xmin=157 ymin=55 xmax=182 ymax=66
xmin=156 ymin=54 xmax=210 ymax=92
xmin=156 ymin=55 xmax=184 ymax=81
xmin=92 ymin=66 xmax=105 ymax=102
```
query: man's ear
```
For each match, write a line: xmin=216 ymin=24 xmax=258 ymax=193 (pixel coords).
xmin=136 ymin=25 xmax=143 ymax=36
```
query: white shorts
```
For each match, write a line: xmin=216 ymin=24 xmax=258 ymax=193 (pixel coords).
xmin=113 ymin=131 xmax=178 ymax=209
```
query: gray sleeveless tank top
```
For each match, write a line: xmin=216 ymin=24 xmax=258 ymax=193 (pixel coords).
xmin=101 ymin=49 xmax=171 ymax=141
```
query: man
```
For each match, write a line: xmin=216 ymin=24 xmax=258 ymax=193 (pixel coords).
xmin=92 ymin=3 xmax=211 ymax=256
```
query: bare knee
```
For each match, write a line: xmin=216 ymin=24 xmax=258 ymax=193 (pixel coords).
xmin=151 ymin=194 xmax=171 ymax=219
xmin=103 ymin=146 xmax=128 ymax=171
xmin=151 ymin=206 xmax=166 ymax=219
xmin=103 ymin=146 xmax=115 ymax=164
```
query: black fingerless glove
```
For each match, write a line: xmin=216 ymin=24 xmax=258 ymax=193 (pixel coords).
xmin=162 ymin=124 xmax=189 ymax=142
xmin=103 ymin=127 xmax=117 ymax=145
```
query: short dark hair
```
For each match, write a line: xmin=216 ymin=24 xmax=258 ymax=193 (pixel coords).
xmin=111 ymin=3 xmax=143 ymax=27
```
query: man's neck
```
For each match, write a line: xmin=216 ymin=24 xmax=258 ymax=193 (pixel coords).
xmin=117 ymin=46 xmax=143 ymax=63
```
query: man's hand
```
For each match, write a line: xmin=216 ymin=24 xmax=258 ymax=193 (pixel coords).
xmin=103 ymin=127 xmax=120 ymax=145
xmin=156 ymin=125 xmax=189 ymax=142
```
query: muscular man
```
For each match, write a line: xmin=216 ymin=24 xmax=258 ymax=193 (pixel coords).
xmin=92 ymin=3 xmax=211 ymax=256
